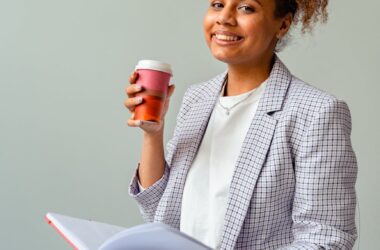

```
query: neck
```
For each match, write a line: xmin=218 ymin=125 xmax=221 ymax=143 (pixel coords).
xmin=225 ymin=54 xmax=274 ymax=96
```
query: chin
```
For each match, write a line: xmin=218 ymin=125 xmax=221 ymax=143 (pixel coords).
xmin=213 ymin=56 xmax=234 ymax=64
xmin=211 ymin=52 xmax=243 ymax=65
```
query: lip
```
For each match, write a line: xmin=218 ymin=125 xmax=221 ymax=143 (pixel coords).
xmin=211 ymin=30 xmax=244 ymax=46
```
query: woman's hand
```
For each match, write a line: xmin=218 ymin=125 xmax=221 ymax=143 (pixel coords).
xmin=124 ymin=71 xmax=175 ymax=135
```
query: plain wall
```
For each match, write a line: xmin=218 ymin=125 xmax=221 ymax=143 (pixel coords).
xmin=0 ymin=0 xmax=378 ymax=249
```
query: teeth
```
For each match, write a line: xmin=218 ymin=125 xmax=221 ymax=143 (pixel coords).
xmin=214 ymin=34 xmax=240 ymax=41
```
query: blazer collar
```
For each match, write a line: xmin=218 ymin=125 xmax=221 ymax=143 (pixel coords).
xmin=196 ymin=54 xmax=292 ymax=115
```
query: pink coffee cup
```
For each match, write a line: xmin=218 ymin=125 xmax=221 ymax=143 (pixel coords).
xmin=133 ymin=60 xmax=173 ymax=122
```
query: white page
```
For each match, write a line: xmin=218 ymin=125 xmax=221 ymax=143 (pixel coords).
xmin=46 ymin=212 xmax=126 ymax=250
xmin=100 ymin=223 xmax=212 ymax=250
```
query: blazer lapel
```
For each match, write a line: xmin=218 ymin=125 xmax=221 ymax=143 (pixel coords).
xmin=220 ymin=57 xmax=292 ymax=250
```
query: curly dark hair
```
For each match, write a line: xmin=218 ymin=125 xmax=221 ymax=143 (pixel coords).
xmin=275 ymin=0 xmax=329 ymax=32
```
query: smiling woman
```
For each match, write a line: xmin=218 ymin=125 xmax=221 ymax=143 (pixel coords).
xmin=203 ymin=0 xmax=289 ymax=84
xmin=125 ymin=0 xmax=358 ymax=249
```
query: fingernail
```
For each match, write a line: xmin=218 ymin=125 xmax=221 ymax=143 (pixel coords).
xmin=136 ymin=120 xmax=142 ymax=126
xmin=135 ymin=85 xmax=142 ymax=91
xmin=136 ymin=97 xmax=143 ymax=103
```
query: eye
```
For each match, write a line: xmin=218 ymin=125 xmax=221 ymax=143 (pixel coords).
xmin=238 ymin=5 xmax=255 ymax=13
xmin=210 ymin=1 xmax=224 ymax=10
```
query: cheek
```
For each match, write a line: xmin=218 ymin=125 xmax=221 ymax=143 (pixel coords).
xmin=203 ymin=12 xmax=215 ymax=35
xmin=246 ymin=22 xmax=276 ymax=45
xmin=259 ymin=18 xmax=281 ymax=42
xmin=203 ymin=14 xmax=214 ymax=44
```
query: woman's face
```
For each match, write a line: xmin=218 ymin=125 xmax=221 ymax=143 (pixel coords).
xmin=204 ymin=0 xmax=287 ymax=66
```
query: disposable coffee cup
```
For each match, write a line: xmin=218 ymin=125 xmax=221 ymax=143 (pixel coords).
xmin=133 ymin=60 xmax=173 ymax=122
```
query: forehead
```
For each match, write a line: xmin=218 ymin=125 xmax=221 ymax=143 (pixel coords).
xmin=247 ymin=0 xmax=263 ymax=6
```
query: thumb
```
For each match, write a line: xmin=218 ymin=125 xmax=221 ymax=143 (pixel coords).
xmin=167 ymin=84 xmax=175 ymax=98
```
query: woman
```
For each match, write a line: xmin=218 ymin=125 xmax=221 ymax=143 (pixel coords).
xmin=124 ymin=0 xmax=357 ymax=249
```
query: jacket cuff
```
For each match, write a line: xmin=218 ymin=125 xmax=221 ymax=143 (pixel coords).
xmin=128 ymin=162 xmax=170 ymax=207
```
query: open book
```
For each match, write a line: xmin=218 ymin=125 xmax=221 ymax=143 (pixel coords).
xmin=45 ymin=212 xmax=212 ymax=250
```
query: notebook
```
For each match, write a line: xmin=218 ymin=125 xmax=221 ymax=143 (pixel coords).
xmin=45 ymin=212 xmax=212 ymax=250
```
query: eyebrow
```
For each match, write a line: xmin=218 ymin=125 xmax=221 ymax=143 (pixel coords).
xmin=242 ymin=0 xmax=263 ymax=7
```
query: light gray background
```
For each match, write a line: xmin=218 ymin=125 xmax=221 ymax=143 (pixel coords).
xmin=0 ymin=0 xmax=378 ymax=249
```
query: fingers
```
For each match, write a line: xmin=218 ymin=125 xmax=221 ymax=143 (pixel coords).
xmin=129 ymin=71 xmax=139 ymax=84
xmin=125 ymin=71 xmax=143 ymax=112
xmin=125 ymin=80 xmax=173 ymax=133
xmin=127 ymin=119 xmax=142 ymax=127
xmin=124 ymin=96 xmax=143 ymax=112
xmin=125 ymin=84 xmax=143 ymax=97
xmin=125 ymin=71 xmax=141 ymax=97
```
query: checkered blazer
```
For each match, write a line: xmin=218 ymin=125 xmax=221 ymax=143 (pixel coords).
xmin=129 ymin=56 xmax=357 ymax=250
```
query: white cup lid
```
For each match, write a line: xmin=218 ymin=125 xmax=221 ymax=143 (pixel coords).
xmin=135 ymin=60 xmax=172 ymax=75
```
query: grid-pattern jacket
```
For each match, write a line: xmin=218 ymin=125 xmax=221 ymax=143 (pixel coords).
xmin=129 ymin=56 xmax=358 ymax=250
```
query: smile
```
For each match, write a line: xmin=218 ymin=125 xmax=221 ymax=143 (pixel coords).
xmin=212 ymin=33 xmax=244 ymax=46
xmin=213 ymin=34 xmax=243 ymax=41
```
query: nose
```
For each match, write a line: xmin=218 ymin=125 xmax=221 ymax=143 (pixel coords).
xmin=216 ymin=8 xmax=236 ymax=26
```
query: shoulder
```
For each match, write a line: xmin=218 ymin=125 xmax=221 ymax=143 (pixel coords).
xmin=286 ymin=76 xmax=350 ymax=113
xmin=282 ymin=76 xmax=352 ymax=132
xmin=288 ymin=76 xmax=337 ymax=106
xmin=182 ymin=72 xmax=226 ymax=104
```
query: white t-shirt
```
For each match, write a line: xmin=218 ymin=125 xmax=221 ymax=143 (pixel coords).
xmin=180 ymin=79 xmax=268 ymax=249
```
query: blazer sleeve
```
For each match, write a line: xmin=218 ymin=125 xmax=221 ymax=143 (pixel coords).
xmin=129 ymin=162 xmax=170 ymax=222
xmin=281 ymin=99 xmax=358 ymax=249
xmin=128 ymin=85 xmax=196 ymax=222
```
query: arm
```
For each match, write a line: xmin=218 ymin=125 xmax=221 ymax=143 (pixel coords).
xmin=138 ymin=129 xmax=165 ymax=189
xmin=280 ymin=99 xmax=358 ymax=249
xmin=128 ymin=85 xmax=196 ymax=222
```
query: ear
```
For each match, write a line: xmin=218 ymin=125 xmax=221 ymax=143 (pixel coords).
xmin=276 ymin=13 xmax=293 ymax=39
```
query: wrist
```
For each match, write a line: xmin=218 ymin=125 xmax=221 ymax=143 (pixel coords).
xmin=143 ymin=127 xmax=164 ymax=139
xmin=142 ymin=120 xmax=165 ymax=138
